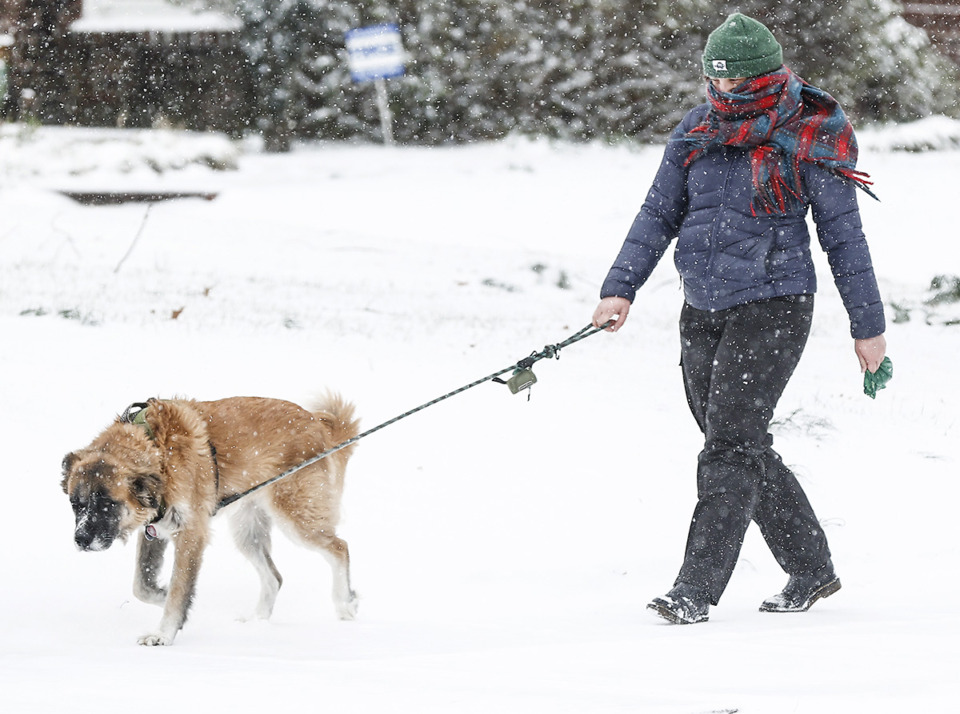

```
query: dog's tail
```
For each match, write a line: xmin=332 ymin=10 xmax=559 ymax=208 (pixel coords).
xmin=311 ymin=392 xmax=361 ymax=450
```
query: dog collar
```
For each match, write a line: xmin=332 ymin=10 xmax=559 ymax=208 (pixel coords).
xmin=120 ymin=402 xmax=168 ymax=540
xmin=132 ymin=408 xmax=154 ymax=439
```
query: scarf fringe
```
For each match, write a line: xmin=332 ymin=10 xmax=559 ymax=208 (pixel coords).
xmin=837 ymin=167 xmax=880 ymax=202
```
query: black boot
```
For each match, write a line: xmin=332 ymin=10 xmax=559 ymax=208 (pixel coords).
xmin=760 ymin=564 xmax=841 ymax=613
xmin=647 ymin=582 xmax=710 ymax=624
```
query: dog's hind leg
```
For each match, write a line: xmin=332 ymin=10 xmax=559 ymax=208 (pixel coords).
xmin=294 ymin=527 xmax=359 ymax=621
xmin=271 ymin=465 xmax=358 ymax=620
xmin=134 ymin=531 xmax=168 ymax=606
xmin=230 ymin=504 xmax=283 ymax=620
xmin=318 ymin=533 xmax=359 ymax=621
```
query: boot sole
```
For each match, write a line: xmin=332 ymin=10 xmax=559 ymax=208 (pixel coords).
xmin=647 ymin=599 xmax=709 ymax=625
xmin=759 ymin=577 xmax=842 ymax=613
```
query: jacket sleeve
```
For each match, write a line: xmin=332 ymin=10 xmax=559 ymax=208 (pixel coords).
xmin=804 ymin=163 xmax=886 ymax=339
xmin=599 ymin=109 xmax=703 ymax=302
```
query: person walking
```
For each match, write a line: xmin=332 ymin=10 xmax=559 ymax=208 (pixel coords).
xmin=592 ymin=13 xmax=887 ymax=624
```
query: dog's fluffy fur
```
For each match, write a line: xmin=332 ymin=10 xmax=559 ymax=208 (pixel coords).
xmin=61 ymin=395 xmax=360 ymax=646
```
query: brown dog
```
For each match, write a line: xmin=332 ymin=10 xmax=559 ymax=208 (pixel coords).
xmin=61 ymin=394 xmax=360 ymax=646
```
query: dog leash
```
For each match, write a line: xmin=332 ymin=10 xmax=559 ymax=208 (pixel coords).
xmin=213 ymin=321 xmax=613 ymax=513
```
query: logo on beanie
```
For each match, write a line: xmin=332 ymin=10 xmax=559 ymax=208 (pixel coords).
xmin=712 ymin=60 xmax=728 ymax=72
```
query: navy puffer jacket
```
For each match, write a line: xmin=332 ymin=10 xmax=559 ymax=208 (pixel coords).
xmin=601 ymin=104 xmax=885 ymax=339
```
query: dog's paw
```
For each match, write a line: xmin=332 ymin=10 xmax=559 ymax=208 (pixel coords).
xmin=237 ymin=611 xmax=272 ymax=624
xmin=137 ymin=632 xmax=173 ymax=646
xmin=133 ymin=586 xmax=167 ymax=607
xmin=336 ymin=591 xmax=359 ymax=621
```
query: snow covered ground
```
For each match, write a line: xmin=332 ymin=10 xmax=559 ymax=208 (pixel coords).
xmin=1 ymin=120 xmax=958 ymax=713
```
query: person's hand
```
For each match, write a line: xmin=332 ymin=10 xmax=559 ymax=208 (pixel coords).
xmin=855 ymin=334 xmax=887 ymax=373
xmin=592 ymin=296 xmax=631 ymax=332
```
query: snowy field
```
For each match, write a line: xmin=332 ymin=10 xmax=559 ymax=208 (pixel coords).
xmin=1 ymin=120 xmax=959 ymax=713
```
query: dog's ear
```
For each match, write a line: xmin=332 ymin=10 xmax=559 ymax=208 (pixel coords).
xmin=131 ymin=473 xmax=163 ymax=509
xmin=61 ymin=452 xmax=79 ymax=493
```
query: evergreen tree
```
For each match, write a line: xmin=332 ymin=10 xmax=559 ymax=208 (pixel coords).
xmin=236 ymin=0 xmax=299 ymax=150
xmin=700 ymin=0 xmax=959 ymax=122
xmin=510 ymin=1 xmax=708 ymax=141
xmin=281 ymin=1 xmax=373 ymax=143
xmin=239 ymin=0 xmax=535 ymax=145
xmin=237 ymin=0 xmax=390 ymax=147
xmin=234 ymin=0 xmax=959 ymax=146
xmin=584 ymin=0 xmax=707 ymax=138
xmin=392 ymin=0 xmax=532 ymax=143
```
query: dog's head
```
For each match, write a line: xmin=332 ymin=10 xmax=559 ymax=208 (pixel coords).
xmin=61 ymin=443 xmax=163 ymax=552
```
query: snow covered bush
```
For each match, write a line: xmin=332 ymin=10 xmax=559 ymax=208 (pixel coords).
xmin=234 ymin=0 xmax=960 ymax=146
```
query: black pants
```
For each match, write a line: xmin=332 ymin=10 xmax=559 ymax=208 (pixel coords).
xmin=676 ymin=296 xmax=830 ymax=604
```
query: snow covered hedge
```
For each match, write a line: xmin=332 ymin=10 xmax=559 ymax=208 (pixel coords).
xmin=234 ymin=0 xmax=960 ymax=147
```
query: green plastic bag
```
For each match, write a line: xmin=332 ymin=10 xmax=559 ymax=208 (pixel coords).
xmin=863 ymin=356 xmax=893 ymax=399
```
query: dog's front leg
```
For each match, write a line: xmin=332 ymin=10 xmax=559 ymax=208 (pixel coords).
xmin=133 ymin=531 xmax=168 ymax=606
xmin=138 ymin=525 xmax=207 ymax=646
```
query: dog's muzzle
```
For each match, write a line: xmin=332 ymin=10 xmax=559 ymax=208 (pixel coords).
xmin=72 ymin=490 xmax=122 ymax=551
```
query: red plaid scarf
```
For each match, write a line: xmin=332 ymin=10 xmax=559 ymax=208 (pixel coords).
xmin=684 ymin=66 xmax=876 ymax=214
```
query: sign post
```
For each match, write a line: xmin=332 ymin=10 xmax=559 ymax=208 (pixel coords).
xmin=345 ymin=24 xmax=405 ymax=146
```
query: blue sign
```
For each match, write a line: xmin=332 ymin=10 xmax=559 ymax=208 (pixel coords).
xmin=345 ymin=24 xmax=405 ymax=83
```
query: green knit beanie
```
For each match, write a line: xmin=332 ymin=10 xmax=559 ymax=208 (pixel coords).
xmin=702 ymin=13 xmax=783 ymax=79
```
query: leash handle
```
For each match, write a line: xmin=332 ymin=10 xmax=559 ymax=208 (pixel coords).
xmin=518 ymin=320 xmax=613 ymax=368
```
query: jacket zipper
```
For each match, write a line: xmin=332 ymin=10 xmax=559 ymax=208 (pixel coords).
xmin=706 ymin=150 xmax=736 ymax=311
